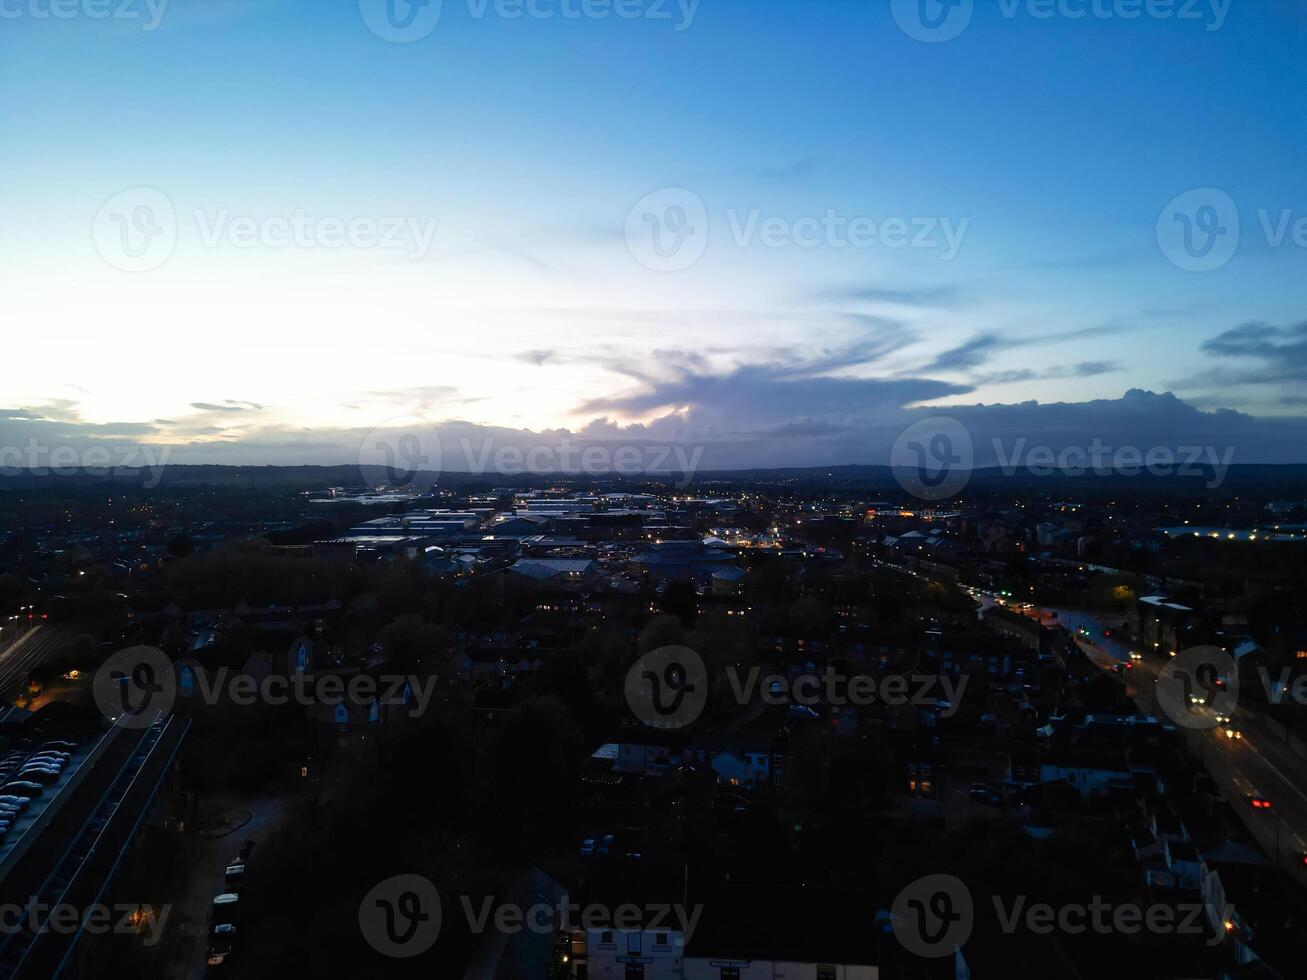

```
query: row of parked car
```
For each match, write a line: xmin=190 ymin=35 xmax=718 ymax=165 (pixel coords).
xmin=206 ymin=839 xmax=253 ymax=974
xmin=0 ymin=740 xmax=77 ymax=839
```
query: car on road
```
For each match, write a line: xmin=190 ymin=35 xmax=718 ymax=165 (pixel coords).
xmin=1248 ymin=795 xmax=1273 ymax=810
xmin=1223 ymin=726 xmax=1243 ymax=740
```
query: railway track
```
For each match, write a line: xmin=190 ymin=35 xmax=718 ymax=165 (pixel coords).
xmin=0 ymin=626 xmax=72 ymax=698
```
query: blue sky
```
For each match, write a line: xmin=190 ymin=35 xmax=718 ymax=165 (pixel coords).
xmin=1 ymin=0 xmax=1305 ymax=469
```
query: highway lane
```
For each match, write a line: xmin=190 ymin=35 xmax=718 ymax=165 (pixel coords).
xmin=874 ymin=567 xmax=1307 ymax=882
xmin=1038 ymin=605 xmax=1307 ymax=885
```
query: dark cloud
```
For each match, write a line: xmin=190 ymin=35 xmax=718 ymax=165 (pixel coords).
xmin=973 ymin=360 xmax=1121 ymax=386
xmin=4 ymin=388 xmax=1305 ymax=474
xmin=517 ymin=350 xmax=557 ymax=366
xmin=189 ymin=400 xmax=264 ymax=413
xmin=1200 ymin=321 xmax=1307 ymax=382
xmin=577 ymin=335 xmax=942 ymax=423
xmin=922 ymin=325 xmax=1122 ymax=375
xmin=923 ymin=334 xmax=1002 ymax=372
xmin=65 ymin=422 xmax=159 ymax=436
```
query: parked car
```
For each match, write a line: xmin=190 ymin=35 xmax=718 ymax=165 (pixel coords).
xmin=224 ymin=863 xmax=245 ymax=890
xmin=211 ymin=894 xmax=240 ymax=927
xmin=0 ymin=782 xmax=43 ymax=798
xmin=206 ymin=937 xmax=234 ymax=971
xmin=16 ymin=768 xmax=59 ymax=785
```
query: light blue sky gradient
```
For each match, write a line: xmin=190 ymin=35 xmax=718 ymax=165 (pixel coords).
xmin=1 ymin=0 xmax=1304 ymax=465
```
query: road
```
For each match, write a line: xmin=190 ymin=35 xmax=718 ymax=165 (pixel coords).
xmin=872 ymin=561 xmax=1307 ymax=884
xmin=141 ymin=794 xmax=288 ymax=980
xmin=1036 ymin=606 xmax=1307 ymax=885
